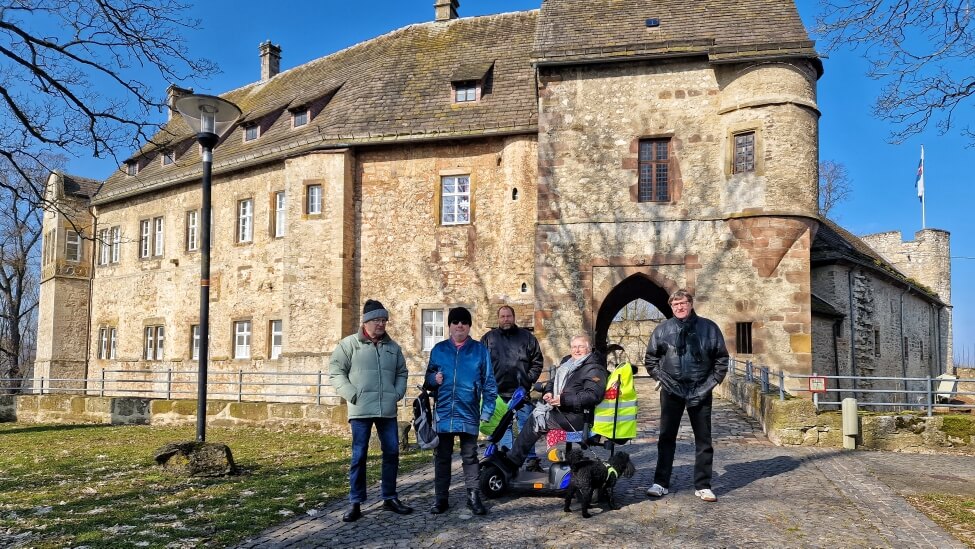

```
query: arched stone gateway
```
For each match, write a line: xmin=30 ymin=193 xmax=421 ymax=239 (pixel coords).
xmin=594 ymin=274 xmax=672 ymax=352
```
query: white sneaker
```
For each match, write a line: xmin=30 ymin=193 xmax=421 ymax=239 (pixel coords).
xmin=695 ymin=489 xmax=717 ymax=502
xmin=646 ymin=483 xmax=669 ymax=497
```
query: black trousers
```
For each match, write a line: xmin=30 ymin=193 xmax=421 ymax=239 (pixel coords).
xmin=653 ymin=390 xmax=714 ymax=490
xmin=433 ymin=432 xmax=479 ymax=499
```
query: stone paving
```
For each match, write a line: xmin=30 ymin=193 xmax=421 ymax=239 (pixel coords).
xmin=236 ymin=379 xmax=975 ymax=548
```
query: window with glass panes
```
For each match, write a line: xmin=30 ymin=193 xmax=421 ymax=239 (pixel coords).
xmin=422 ymin=309 xmax=445 ymax=351
xmin=98 ymin=228 xmax=111 ymax=265
xmin=139 ymin=220 xmax=151 ymax=258
xmin=292 ymin=109 xmax=308 ymax=127
xmin=234 ymin=321 xmax=251 ymax=359
xmin=440 ymin=175 xmax=471 ymax=225
xmin=65 ymin=230 xmax=81 ymax=262
xmin=269 ymin=320 xmax=283 ymax=359
xmin=237 ymin=199 xmax=253 ymax=243
xmin=186 ymin=210 xmax=198 ymax=251
xmin=454 ymin=81 xmax=477 ymax=102
xmin=191 ymin=325 xmax=200 ymax=360
xmin=306 ymin=184 xmax=322 ymax=215
xmin=244 ymin=124 xmax=259 ymax=142
xmin=153 ymin=216 xmax=164 ymax=256
xmin=110 ymin=226 xmax=120 ymax=263
xmin=733 ymin=132 xmax=755 ymax=174
xmin=144 ymin=326 xmax=164 ymax=360
xmin=273 ymin=191 xmax=286 ymax=237
xmin=638 ymin=139 xmax=670 ymax=202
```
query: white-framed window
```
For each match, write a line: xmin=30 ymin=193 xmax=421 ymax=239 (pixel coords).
xmin=98 ymin=228 xmax=111 ymax=265
xmin=453 ymin=80 xmax=478 ymax=102
xmin=98 ymin=327 xmax=117 ymax=359
xmin=440 ymin=175 xmax=471 ymax=225
xmin=110 ymin=327 xmax=117 ymax=359
xmin=244 ymin=124 xmax=259 ymax=142
xmin=237 ymin=199 xmax=253 ymax=243
xmin=110 ymin=226 xmax=120 ymax=263
xmin=126 ymin=161 xmax=138 ymax=176
xmin=153 ymin=216 xmax=164 ymax=256
xmin=273 ymin=191 xmax=286 ymax=237
xmin=292 ymin=109 xmax=309 ymax=128
xmin=269 ymin=320 xmax=283 ymax=360
xmin=234 ymin=320 xmax=252 ymax=359
xmin=65 ymin=230 xmax=81 ymax=263
xmin=139 ymin=219 xmax=151 ymax=258
xmin=306 ymin=184 xmax=322 ymax=215
xmin=421 ymin=309 xmax=445 ymax=352
xmin=144 ymin=325 xmax=164 ymax=361
xmin=161 ymin=150 xmax=175 ymax=166
xmin=186 ymin=210 xmax=199 ymax=251
xmin=191 ymin=324 xmax=200 ymax=361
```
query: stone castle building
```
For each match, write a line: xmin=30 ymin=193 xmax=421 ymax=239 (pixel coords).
xmin=34 ymin=0 xmax=951 ymax=402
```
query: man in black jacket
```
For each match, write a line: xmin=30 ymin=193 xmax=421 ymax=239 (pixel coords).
xmin=644 ymin=289 xmax=729 ymax=502
xmin=481 ymin=305 xmax=544 ymax=470
xmin=503 ymin=334 xmax=607 ymax=470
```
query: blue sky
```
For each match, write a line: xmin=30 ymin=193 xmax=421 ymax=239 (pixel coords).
xmin=63 ymin=0 xmax=973 ymax=363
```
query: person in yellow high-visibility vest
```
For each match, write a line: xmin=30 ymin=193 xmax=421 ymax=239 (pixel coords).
xmin=593 ymin=360 xmax=638 ymax=443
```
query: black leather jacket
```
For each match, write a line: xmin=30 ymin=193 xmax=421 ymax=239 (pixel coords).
xmin=644 ymin=313 xmax=729 ymax=406
xmin=481 ymin=325 xmax=543 ymax=399
xmin=544 ymin=351 xmax=608 ymax=431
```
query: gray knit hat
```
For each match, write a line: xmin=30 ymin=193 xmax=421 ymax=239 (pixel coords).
xmin=362 ymin=299 xmax=389 ymax=323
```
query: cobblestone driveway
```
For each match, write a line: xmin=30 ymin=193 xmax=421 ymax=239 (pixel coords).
xmin=237 ymin=379 xmax=975 ymax=548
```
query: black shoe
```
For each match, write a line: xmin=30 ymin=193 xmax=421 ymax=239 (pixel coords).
xmin=429 ymin=499 xmax=449 ymax=514
xmin=382 ymin=498 xmax=413 ymax=515
xmin=466 ymin=489 xmax=486 ymax=515
xmin=524 ymin=457 xmax=545 ymax=473
xmin=342 ymin=503 xmax=362 ymax=522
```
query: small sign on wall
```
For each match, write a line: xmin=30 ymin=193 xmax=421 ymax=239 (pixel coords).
xmin=808 ymin=376 xmax=827 ymax=394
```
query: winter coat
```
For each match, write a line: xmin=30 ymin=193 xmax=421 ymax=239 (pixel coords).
xmin=481 ymin=325 xmax=543 ymax=399
xmin=424 ymin=337 xmax=498 ymax=436
xmin=544 ymin=351 xmax=608 ymax=431
xmin=644 ymin=312 xmax=730 ymax=406
xmin=328 ymin=330 xmax=408 ymax=420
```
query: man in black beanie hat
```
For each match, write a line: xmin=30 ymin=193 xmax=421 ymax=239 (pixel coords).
xmin=329 ymin=299 xmax=412 ymax=522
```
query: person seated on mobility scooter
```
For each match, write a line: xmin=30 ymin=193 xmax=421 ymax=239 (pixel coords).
xmin=484 ymin=334 xmax=607 ymax=485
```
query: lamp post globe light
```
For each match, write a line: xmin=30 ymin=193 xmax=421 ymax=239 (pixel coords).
xmin=175 ymin=94 xmax=241 ymax=442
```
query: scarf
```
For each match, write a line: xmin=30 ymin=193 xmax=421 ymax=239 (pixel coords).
xmin=554 ymin=352 xmax=589 ymax=397
xmin=675 ymin=313 xmax=703 ymax=362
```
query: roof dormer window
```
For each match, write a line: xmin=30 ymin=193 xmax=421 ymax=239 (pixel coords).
xmin=161 ymin=150 xmax=176 ymax=166
xmin=125 ymin=161 xmax=138 ymax=176
xmin=292 ymin=108 xmax=309 ymax=128
xmin=244 ymin=124 xmax=260 ymax=142
xmin=453 ymin=81 xmax=478 ymax=103
xmin=450 ymin=61 xmax=493 ymax=104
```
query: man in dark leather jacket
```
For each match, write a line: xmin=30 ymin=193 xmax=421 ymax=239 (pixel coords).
xmin=481 ymin=305 xmax=544 ymax=469
xmin=644 ymin=289 xmax=729 ymax=503
xmin=504 ymin=334 xmax=607 ymax=470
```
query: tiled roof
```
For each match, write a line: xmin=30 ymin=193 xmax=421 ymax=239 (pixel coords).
xmin=812 ymin=218 xmax=943 ymax=304
xmin=532 ymin=0 xmax=819 ymax=67
xmin=811 ymin=293 xmax=844 ymax=318
xmin=95 ymin=11 xmax=539 ymax=204
xmin=60 ymin=173 xmax=102 ymax=198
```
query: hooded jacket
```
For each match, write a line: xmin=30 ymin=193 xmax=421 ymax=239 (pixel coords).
xmin=644 ymin=312 xmax=729 ymax=406
xmin=425 ymin=337 xmax=498 ymax=436
xmin=544 ymin=351 xmax=608 ymax=431
xmin=328 ymin=330 xmax=408 ymax=419
xmin=481 ymin=325 xmax=543 ymax=399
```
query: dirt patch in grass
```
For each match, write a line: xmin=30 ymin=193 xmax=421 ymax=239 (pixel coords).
xmin=0 ymin=423 xmax=431 ymax=548
xmin=906 ymin=494 xmax=975 ymax=548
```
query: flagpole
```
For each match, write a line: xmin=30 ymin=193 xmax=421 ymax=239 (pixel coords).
xmin=917 ymin=145 xmax=926 ymax=229
xmin=921 ymin=189 xmax=926 ymax=229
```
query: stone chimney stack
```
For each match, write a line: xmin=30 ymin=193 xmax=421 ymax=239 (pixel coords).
xmin=166 ymin=84 xmax=193 ymax=121
xmin=435 ymin=0 xmax=459 ymax=21
xmin=260 ymin=41 xmax=282 ymax=81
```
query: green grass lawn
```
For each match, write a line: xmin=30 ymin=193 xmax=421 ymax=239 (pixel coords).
xmin=0 ymin=423 xmax=432 ymax=548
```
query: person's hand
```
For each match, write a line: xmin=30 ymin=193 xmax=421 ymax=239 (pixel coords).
xmin=435 ymin=372 xmax=444 ymax=385
xmin=654 ymin=380 xmax=661 ymax=392
xmin=542 ymin=392 xmax=553 ymax=403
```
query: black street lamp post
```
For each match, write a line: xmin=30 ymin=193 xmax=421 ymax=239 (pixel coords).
xmin=174 ymin=94 xmax=241 ymax=442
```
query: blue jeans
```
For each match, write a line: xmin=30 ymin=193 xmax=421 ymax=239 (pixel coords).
xmin=348 ymin=417 xmax=400 ymax=504
xmin=499 ymin=400 xmax=536 ymax=459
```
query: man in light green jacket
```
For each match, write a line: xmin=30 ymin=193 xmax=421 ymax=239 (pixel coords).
xmin=329 ymin=299 xmax=412 ymax=522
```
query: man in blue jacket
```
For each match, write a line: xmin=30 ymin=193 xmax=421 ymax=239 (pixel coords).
xmin=329 ymin=299 xmax=412 ymax=522
xmin=425 ymin=306 xmax=497 ymax=516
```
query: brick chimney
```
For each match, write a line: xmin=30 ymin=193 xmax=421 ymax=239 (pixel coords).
xmin=260 ymin=41 xmax=282 ymax=81
xmin=166 ymin=84 xmax=193 ymax=121
xmin=435 ymin=0 xmax=459 ymax=21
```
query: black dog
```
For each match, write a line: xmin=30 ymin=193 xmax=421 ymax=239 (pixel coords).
xmin=563 ymin=449 xmax=636 ymax=518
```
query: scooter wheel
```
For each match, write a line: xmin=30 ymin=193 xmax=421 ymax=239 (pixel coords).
xmin=479 ymin=464 xmax=508 ymax=499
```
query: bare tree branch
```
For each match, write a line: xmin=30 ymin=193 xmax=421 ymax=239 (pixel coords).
xmin=816 ymin=0 xmax=975 ymax=144
xmin=0 ymin=0 xmax=216 ymax=209
xmin=819 ymin=159 xmax=853 ymax=218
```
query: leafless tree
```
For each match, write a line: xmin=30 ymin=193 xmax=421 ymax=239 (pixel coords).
xmin=815 ymin=0 xmax=975 ymax=144
xmin=0 ymin=0 xmax=216 ymax=210
xmin=0 ymin=155 xmax=56 ymax=389
xmin=819 ymin=159 xmax=853 ymax=218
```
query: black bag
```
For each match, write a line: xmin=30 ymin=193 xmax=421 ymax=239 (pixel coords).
xmin=412 ymin=386 xmax=439 ymax=450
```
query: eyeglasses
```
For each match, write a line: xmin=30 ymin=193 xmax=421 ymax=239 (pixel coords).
xmin=670 ymin=301 xmax=691 ymax=308
xmin=367 ymin=318 xmax=389 ymax=324
xmin=449 ymin=320 xmax=471 ymax=326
